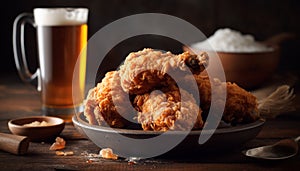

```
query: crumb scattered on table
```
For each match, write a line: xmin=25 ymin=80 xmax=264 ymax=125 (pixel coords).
xmin=99 ymin=148 xmax=118 ymax=160
xmin=55 ymin=151 xmax=74 ymax=156
xmin=49 ymin=137 xmax=66 ymax=150
xmin=55 ymin=151 xmax=65 ymax=156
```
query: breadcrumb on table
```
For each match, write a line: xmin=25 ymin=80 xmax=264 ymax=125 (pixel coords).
xmin=99 ymin=148 xmax=118 ymax=160
xmin=49 ymin=137 xmax=66 ymax=151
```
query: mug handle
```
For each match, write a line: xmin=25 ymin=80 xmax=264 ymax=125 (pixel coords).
xmin=13 ymin=13 xmax=41 ymax=91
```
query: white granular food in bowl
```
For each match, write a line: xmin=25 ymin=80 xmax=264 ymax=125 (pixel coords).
xmin=191 ymin=28 xmax=273 ymax=53
xmin=23 ymin=121 xmax=51 ymax=126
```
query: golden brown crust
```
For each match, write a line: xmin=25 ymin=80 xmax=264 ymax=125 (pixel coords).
xmin=84 ymin=48 xmax=260 ymax=131
xmin=134 ymin=86 xmax=203 ymax=131
xmin=119 ymin=48 xmax=208 ymax=95
xmin=84 ymin=71 xmax=136 ymax=128
xmin=178 ymin=51 xmax=209 ymax=75
xmin=192 ymin=75 xmax=259 ymax=124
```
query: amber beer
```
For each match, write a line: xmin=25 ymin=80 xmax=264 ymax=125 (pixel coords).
xmin=33 ymin=8 xmax=88 ymax=122
xmin=13 ymin=8 xmax=88 ymax=122
xmin=37 ymin=24 xmax=87 ymax=121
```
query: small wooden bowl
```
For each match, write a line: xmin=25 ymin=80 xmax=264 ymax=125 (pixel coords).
xmin=8 ymin=116 xmax=65 ymax=142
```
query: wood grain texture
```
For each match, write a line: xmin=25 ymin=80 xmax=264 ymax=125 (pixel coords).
xmin=0 ymin=74 xmax=299 ymax=170
xmin=0 ymin=133 xmax=29 ymax=155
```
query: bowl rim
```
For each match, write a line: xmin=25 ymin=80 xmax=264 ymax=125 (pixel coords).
xmin=73 ymin=112 xmax=265 ymax=136
xmin=183 ymin=44 xmax=280 ymax=55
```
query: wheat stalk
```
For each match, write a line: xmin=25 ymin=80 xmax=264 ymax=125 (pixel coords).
xmin=257 ymin=85 xmax=296 ymax=118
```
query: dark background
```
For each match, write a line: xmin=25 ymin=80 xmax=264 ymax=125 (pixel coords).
xmin=1 ymin=0 xmax=300 ymax=80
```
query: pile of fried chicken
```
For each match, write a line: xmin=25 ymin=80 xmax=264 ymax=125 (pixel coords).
xmin=84 ymin=48 xmax=260 ymax=131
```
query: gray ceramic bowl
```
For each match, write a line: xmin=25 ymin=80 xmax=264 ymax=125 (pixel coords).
xmin=73 ymin=112 xmax=265 ymax=158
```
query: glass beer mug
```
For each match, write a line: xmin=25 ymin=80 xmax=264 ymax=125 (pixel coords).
xmin=13 ymin=8 xmax=88 ymax=122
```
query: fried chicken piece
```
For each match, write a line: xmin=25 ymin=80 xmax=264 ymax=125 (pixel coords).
xmin=189 ymin=75 xmax=259 ymax=124
xmin=84 ymin=71 xmax=136 ymax=128
xmin=119 ymin=48 xmax=208 ymax=95
xmin=224 ymin=82 xmax=259 ymax=123
xmin=84 ymin=47 xmax=259 ymax=131
xmin=134 ymin=86 xmax=203 ymax=131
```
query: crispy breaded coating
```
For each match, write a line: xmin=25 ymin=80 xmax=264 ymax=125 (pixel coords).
xmin=84 ymin=48 xmax=260 ymax=131
xmin=192 ymin=75 xmax=259 ymax=124
xmin=134 ymin=86 xmax=203 ymax=131
xmin=119 ymin=48 xmax=208 ymax=95
xmin=84 ymin=71 xmax=135 ymax=128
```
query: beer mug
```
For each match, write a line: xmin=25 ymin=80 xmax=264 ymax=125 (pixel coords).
xmin=13 ymin=8 xmax=88 ymax=122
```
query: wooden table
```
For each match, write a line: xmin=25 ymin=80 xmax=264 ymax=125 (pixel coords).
xmin=0 ymin=74 xmax=300 ymax=171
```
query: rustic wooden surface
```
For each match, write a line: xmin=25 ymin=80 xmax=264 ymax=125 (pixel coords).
xmin=0 ymin=74 xmax=300 ymax=171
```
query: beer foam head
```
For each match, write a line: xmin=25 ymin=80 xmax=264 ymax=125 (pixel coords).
xmin=34 ymin=8 xmax=88 ymax=26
